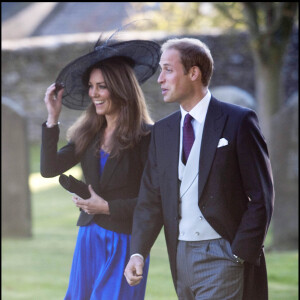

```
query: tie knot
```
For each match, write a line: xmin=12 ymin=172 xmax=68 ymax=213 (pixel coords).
xmin=184 ymin=113 xmax=193 ymax=126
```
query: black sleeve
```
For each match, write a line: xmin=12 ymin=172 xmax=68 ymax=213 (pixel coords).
xmin=130 ymin=125 xmax=164 ymax=258
xmin=40 ymin=122 xmax=79 ymax=178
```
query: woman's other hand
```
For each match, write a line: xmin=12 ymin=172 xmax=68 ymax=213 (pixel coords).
xmin=72 ymin=185 xmax=110 ymax=215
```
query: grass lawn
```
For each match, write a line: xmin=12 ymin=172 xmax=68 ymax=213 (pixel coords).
xmin=2 ymin=142 xmax=298 ymax=299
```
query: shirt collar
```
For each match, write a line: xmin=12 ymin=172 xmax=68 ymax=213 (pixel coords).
xmin=180 ymin=90 xmax=211 ymax=125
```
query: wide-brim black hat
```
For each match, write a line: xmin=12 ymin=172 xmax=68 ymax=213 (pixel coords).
xmin=55 ymin=36 xmax=160 ymax=110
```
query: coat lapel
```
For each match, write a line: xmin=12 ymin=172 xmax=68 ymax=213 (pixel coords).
xmin=163 ymin=112 xmax=181 ymax=219
xmin=198 ymin=97 xmax=227 ymax=201
xmin=164 ymin=111 xmax=181 ymax=181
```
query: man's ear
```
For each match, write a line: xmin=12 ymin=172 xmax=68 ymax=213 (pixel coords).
xmin=189 ymin=66 xmax=201 ymax=81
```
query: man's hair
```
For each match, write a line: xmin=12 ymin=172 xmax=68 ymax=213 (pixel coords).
xmin=161 ymin=38 xmax=214 ymax=86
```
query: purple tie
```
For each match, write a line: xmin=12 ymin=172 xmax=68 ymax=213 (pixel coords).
xmin=182 ymin=113 xmax=195 ymax=165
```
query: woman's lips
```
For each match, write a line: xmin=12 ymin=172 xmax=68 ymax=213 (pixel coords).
xmin=94 ymin=100 xmax=104 ymax=105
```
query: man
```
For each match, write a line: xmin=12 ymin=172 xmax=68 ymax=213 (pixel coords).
xmin=124 ymin=38 xmax=274 ymax=300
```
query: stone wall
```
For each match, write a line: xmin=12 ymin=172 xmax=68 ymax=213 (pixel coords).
xmin=2 ymin=30 xmax=298 ymax=141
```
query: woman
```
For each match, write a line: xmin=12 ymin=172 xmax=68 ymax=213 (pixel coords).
xmin=40 ymin=34 xmax=160 ymax=299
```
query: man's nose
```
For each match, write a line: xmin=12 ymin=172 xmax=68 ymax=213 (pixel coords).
xmin=157 ymin=72 xmax=164 ymax=84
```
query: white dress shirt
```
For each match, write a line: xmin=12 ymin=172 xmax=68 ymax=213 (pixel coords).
xmin=178 ymin=90 xmax=221 ymax=241
xmin=178 ymin=90 xmax=211 ymax=171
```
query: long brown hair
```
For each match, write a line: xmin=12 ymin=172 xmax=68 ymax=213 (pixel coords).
xmin=67 ymin=57 xmax=153 ymax=158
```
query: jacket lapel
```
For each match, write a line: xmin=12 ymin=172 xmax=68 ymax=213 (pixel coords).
xmin=82 ymin=133 xmax=125 ymax=192
xmin=163 ymin=112 xmax=181 ymax=218
xmin=83 ymin=137 xmax=101 ymax=193
xmin=198 ymin=97 xmax=227 ymax=201
xmin=164 ymin=111 xmax=181 ymax=180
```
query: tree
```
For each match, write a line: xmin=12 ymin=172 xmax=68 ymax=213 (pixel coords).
xmin=128 ymin=3 xmax=247 ymax=34
xmin=128 ymin=2 xmax=298 ymax=141
xmin=216 ymin=3 xmax=298 ymax=251
xmin=127 ymin=2 xmax=299 ymax=250
xmin=216 ymin=2 xmax=298 ymax=142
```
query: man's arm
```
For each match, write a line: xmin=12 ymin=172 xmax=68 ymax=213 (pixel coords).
xmin=232 ymin=110 xmax=274 ymax=264
xmin=124 ymin=124 xmax=164 ymax=285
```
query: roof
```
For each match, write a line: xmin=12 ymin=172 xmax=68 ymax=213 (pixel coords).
xmin=2 ymin=2 xmax=133 ymax=40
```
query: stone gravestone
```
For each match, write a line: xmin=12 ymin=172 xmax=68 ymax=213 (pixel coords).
xmin=211 ymin=85 xmax=256 ymax=110
xmin=271 ymin=92 xmax=298 ymax=250
xmin=2 ymin=97 xmax=32 ymax=237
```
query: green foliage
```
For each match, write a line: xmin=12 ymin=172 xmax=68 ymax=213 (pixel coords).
xmin=127 ymin=2 xmax=298 ymax=37
xmin=127 ymin=2 xmax=246 ymax=34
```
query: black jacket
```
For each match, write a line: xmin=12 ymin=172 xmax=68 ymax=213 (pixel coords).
xmin=130 ymin=97 xmax=274 ymax=300
xmin=40 ymin=122 xmax=151 ymax=234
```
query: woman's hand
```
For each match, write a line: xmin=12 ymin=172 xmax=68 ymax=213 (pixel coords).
xmin=44 ymin=83 xmax=64 ymax=124
xmin=72 ymin=185 xmax=110 ymax=215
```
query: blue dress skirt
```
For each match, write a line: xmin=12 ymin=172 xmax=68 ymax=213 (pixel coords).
xmin=64 ymin=150 xmax=150 ymax=300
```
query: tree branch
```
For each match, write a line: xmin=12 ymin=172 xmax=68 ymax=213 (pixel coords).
xmin=214 ymin=3 xmax=245 ymax=26
xmin=242 ymin=2 xmax=260 ymax=36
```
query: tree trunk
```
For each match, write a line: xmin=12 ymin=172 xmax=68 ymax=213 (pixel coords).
xmin=241 ymin=2 xmax=297 ymax=142
xmin=252 ymin=50 xmax=284 ymax=143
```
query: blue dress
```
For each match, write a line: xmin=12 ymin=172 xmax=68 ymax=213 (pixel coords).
xmin=64 ymin=150 xmax=150 ymax=300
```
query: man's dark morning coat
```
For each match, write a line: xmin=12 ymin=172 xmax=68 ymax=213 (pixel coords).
xmin=130 ymin=96 xmax=274 ymax=300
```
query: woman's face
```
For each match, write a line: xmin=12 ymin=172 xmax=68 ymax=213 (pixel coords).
xmin=88 ymin=68 xmax=119 ymax=117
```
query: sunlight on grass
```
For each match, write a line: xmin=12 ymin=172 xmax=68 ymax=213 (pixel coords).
xmin=2 ymin=185 xmax=79 ymax=300
xmin=2 ymin=142 xmax=298 ymax=300
xmin=3 ymin=180 xmax=299 ymax=300
xmin=29 ymin=166 xmax=82 ymax=192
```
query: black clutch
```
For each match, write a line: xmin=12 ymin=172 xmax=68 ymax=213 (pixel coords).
xmin=59 ymin=174 xmax=91 ymax=199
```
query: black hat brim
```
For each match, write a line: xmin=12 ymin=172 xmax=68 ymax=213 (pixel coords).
xmin=55 ymin=40 xmax=160 ymax=110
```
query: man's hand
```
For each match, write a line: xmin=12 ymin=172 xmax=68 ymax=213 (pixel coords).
xmin=124 ymin=255 xmax=144 ymax=286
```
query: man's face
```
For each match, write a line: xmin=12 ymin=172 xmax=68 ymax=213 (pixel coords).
xmin=157 ymin=48 xmax=193 ymax=106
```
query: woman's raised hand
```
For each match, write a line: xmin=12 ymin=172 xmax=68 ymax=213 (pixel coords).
xmin=44 ymin=83 xmax=64 ymax=125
